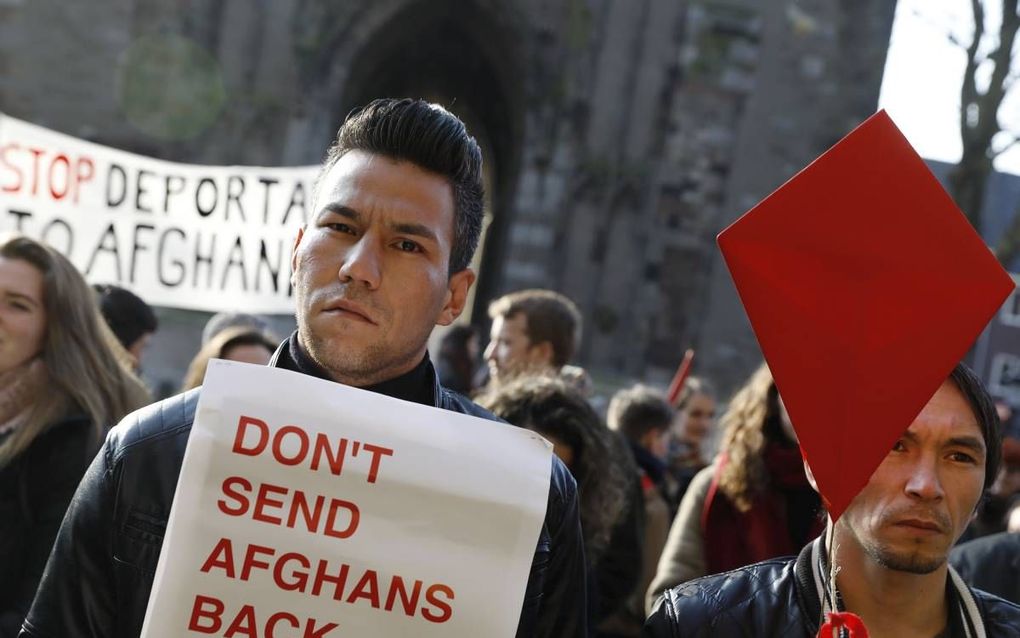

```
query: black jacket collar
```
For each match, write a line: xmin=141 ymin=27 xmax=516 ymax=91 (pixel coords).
xmin=794 ymin=536 xmax=977 ymax=638
xmin=270 ymin=331 xmax=438 ymax=408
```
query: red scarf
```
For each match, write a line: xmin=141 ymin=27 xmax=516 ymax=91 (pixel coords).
xmin=701 ymin=443 xmax=825 ymax=575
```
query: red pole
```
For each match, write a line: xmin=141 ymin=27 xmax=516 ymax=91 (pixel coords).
xmin=667 ymin=349 xmax=695 ymax=405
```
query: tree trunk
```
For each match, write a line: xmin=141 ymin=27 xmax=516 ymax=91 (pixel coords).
xmin=995 ymin=200 xmax=1020 ymax=267
xmin=948 ymin=0 xmax=1019 ymax=246
xmin=948 ymin=153 xmax=994 ymax=230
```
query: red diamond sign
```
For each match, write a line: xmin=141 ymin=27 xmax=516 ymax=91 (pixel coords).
xmin=718 ymin=110 xmax=1014 ymax=520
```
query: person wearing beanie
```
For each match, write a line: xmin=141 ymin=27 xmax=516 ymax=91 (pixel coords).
xmin=200 ymin=311 xmax=269 ymax=346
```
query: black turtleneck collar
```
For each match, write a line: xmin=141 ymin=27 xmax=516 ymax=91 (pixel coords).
xmin=274 ymin=331 xmax=437 ymax=407
xmin=628 ymin=441 xmax=667 ymax=484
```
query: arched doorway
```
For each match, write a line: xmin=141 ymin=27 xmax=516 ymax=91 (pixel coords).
xmin=338 ymin=0 xmax=525 ymax=324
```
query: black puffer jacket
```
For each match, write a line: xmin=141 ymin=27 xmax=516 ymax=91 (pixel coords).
xmin=644 ymin=537 xmax=1020 ymax=637
xmin=21 ymin=342 xmax=588 ymax=638
xmin=0 ymin=414 xmax=92 ymax=638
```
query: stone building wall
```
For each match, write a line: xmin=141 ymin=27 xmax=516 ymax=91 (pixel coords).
xmin=0 ymin=0 xmax=896 ymax=397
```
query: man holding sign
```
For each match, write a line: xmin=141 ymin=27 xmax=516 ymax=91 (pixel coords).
xmin=21 ymin=99 xmax=587 ymax=637
xmin=644 ymin=113 xmax=1020 ymax=636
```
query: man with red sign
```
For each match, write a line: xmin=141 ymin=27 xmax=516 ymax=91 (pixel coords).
xmin=644 ymin=112 xmax=1020 ymax=637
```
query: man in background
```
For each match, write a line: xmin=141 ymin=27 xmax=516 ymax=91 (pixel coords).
xmin=93 ymin=284 xmax=158 ymax=372
xmin=484 ymin=289 xmax=582 ymax=386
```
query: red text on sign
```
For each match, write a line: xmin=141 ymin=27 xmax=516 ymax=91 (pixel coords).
xmin=0 ymin=143 xmax=94 ymax=203
xmin=218 ymin=476 xmax=360 ymax=539
xmin=188 ymin=594 xmax=339 ymax=637
xmin=232 ymin=415 xmax=393 ymax=483
xmin=199 ymin=538 xmax=454 ymax=623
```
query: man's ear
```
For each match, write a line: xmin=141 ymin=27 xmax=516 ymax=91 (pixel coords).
xmin=290 ymin=226 xmax=305 ymax=287
xmin=436 ymin=268 xmax=476 ymax=326
xmin=529 ymin=341 xmax=555 ymax=368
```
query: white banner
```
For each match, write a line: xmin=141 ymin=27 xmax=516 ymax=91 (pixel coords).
xmin=141 ymin=360 xmax=552 ymax=637
xmin=0 ymin=113 xmax=316 ymax=313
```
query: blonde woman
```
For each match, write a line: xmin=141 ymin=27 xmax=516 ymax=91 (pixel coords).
xmin=0 ymin=235 xmax=149 ymax=635
xmin=670 ymin=376 xmax=716 ymax=469
xmin=667 ymin=376 xmax=717 ymax=507
xmin=646 ymin=363 xmax=824 ymax=612
xmin=180 ymin=325 xmax=279 ymax=391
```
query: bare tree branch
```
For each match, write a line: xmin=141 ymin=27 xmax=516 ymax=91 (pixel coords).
xmin=983 ymin=0 xmax=1019 ymax=116
xmin=910 ymin=7 xmax=971 ymax=49
xmin=960 ymin=0 xmax=984 ymax=137
xmin=986 ymin=0 xmax=1020 ymax=265
xmin=994 ymin=197 xmax=1020 ymax=265
xmin=993 ymin=134 xmax=1020 ymax=157
xmin=950 ymin=0 xmax=1018 ymax=237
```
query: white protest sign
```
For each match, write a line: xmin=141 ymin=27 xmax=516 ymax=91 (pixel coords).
xmin=141 ymin=360 xmax=552 ymax=638
xmin=0 ymin=113 xmax=316 ymax=313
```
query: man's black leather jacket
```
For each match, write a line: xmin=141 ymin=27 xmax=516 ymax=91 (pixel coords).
xmin=644 ymin=536 xmax=1020 ymax=637
xmin=21 ymin=348 xmax=588 ymax=638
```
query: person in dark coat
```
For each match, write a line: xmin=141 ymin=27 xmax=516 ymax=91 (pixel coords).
xmin=601 ymin=385 xmax=674 ymax=637
xmin=479 ymin=375 xmax=635 ymax=626
xmin=950 ymin=531 xmax=1020 ymax=605
xmin=0 ymin=235 xmax=149 ymax=637
xmin=20 ymin=99 xmax=588 ymax=638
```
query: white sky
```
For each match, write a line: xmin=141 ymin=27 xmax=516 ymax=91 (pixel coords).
xmin=878 ymin=0 xmax=1020 ymax=175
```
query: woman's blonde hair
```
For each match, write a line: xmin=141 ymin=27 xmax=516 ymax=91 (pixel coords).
xmin=181 ymin=326 xmax=278 ymax=391
xmin=716 ymin=363 xmax=783 ymax=512
xmin=0 ymin=234 xmax=150 ymax=466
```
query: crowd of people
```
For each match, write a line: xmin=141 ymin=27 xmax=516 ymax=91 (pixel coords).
xmin=2 ymin=98 xmax=1019 ymax=637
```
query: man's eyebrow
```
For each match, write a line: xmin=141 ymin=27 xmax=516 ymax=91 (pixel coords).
xmin=390 ymin=222 xmax=438 ymax=244
xmin=319 ymin=204 xmax=438 ymax=243
xmin=945 ymin=435 xmax=986 ymax=455
xmin=322 ymin=203 xmax=361 ymax=221
xmin=901 ymin=430 xmax=986 ymax=454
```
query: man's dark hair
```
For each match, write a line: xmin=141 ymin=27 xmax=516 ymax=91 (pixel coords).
xmin=607 ymin=384 xmax=674 ymax=442
xmin=950 ymin=362 xmax=1002 ymax=490
xmin=92 ymin=284 xmax=157 ymax=349
xmin=488 ymin=289 xmax=582 ymax=368
xmin=318 ymin=98 xmax=484 ymax=274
